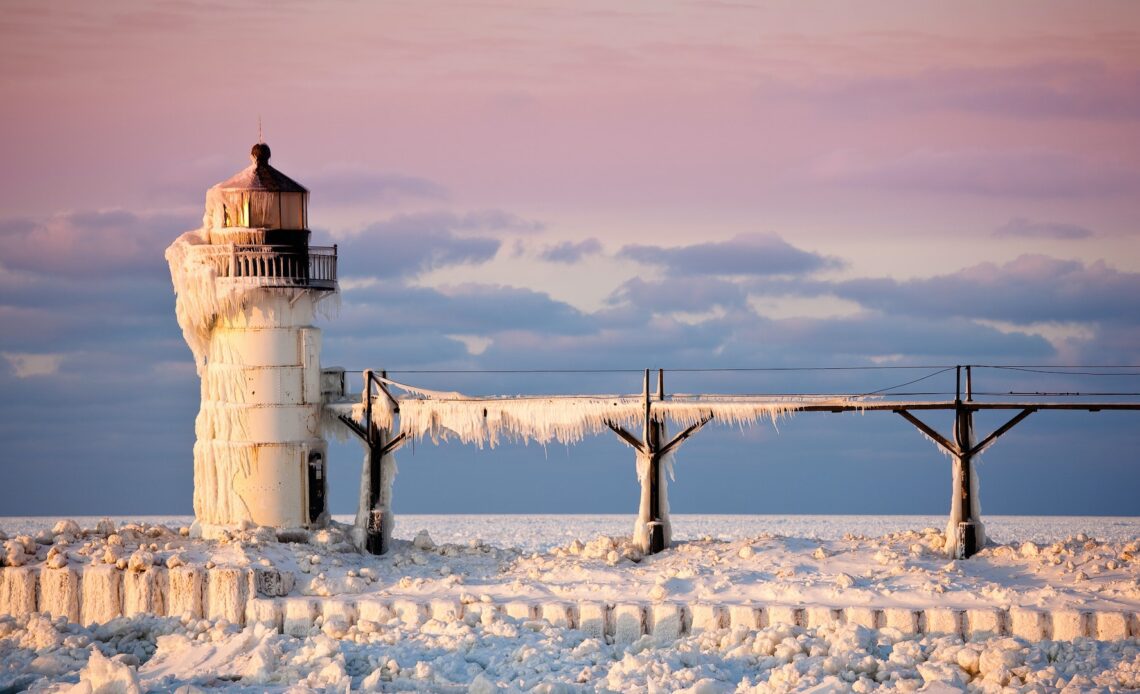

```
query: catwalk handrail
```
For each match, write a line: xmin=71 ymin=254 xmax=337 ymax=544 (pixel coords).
xmin=343 ymin=364 xmax=1140 ymax=411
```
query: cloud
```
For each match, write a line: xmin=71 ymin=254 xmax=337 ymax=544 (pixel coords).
xmin=461 ymin=307 xmax=1057 ymax=376
xmin=761 ymin=61 xmax=1140 ymax=121
xmin=1 ymin=351 xmax=64 ymax=378
xmin=0 ymin=210 xmax=189 ymax=278
xmin=993 ymin=217 xmax=1094 ymax=240
xmin=339 ymin=214 xmax=503 ymax=278
xmin=810 ymin=148 xmax=1140 ymax=198
xmin=337 ymin=282 xmax=595 ymax=338
xmin=336 ymin=208 xmax=550 ymax=277
xmin=608 ymin=276 xmax=748 ymax=314
xmin=928 ymin=62 xmax=1140 ymax=121
xmin=619 ymin=233 xmax=838 ymax=277
xmin=1072 ymin=322 xmax=1140 ymax=365
xmin=305 ymin=166 xmax=448 ymax=203
xmin=331 ymin=272 xmax=1060 ymax=376
xmin=539 ymin=238 xmax=603 ymax=264
xmin=457 ymin=209 xmax=545 ymax=234
xmin=832 ymin=255 xmax=1140 ymax=325
xmin=0 ymin=217 xmax=39 ymax=235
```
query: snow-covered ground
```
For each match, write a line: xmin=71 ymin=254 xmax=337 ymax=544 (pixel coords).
xmin=2 ymin=515 xmax=1139 ymax=692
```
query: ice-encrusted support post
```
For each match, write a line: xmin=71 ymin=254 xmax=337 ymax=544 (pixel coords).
xmin=952 ymin=401 xmax=979 ymax=559
xmin=644 ymin=368 xmax=667 ymax=554
xmin=340 ymin=369 xmax=405 ymax=555
xmin=606 ymin=369 xmax=711 ymax=555
xmin=895 ymin=366 xmax=1034 ymax=559
xmin=952 ymin=365 xmax=979 ymax=557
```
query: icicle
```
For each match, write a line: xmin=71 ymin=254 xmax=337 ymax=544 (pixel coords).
xmin=374 ymin=375 xmax=466 ymax=400
xmin=320 ymin=403 xmax=356 ymax=444
xmin=352 ymin=453 xmax=371 ymax=551
xmin=659 ymin=449 xmax=673 ymax=545
xmin=371 ymin=388 xmax=862 ymax=450
xmin=631 ymin=448 xmax=674 ymax=553
xmin=166 ymin=231 xmax=337 ymax=375
xmin=657 ymin=400 xmax=802 ymax=430
xmin=632 ymin=450 xmax=653 ymax=551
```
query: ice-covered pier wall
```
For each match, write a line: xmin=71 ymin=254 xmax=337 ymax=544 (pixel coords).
xmin=2 ymin=565 xmax=1136 ymax=643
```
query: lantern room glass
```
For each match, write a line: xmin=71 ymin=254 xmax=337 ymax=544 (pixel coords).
xmin=220 ymin=190 xmax=307 ymax=230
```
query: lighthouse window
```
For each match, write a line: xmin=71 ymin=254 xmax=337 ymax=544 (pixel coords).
xmin=248 ymin=193 xmax=279 ymax=229
xmin=218 ymin=192 xmax=250 ymax=228
xmin=279 ymin=192 xmax=306 ymax=229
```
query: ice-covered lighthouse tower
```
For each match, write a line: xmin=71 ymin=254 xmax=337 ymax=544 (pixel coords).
xmin=166 ymin=143 xmax=338 ymax=534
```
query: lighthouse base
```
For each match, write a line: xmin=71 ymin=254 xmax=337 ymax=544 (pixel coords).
xmin=192 ymin=440 xmax=329 ymax=530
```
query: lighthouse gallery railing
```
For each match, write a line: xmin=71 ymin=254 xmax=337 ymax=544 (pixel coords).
xmin=196 ymin=244 xmax=338 ymax=291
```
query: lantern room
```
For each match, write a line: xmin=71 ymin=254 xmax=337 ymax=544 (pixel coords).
xmin=196 ymin=143 xmax=337 ymax=292
xmin=205 ymin=143 xmax=310 ymax=246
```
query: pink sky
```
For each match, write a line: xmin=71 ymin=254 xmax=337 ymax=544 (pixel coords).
xmin=3 ymin=2 xmax=1139 ymax=290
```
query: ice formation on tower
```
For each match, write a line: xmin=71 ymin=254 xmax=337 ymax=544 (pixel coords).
xmin=945 ymin=417 xmax=987 ymax=556
xmin=166 ymin=143 xmax=338 ymax=534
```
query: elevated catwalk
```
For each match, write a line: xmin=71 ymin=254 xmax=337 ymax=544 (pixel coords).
xmin=327 ymin=366 xmax=1140 ymax=558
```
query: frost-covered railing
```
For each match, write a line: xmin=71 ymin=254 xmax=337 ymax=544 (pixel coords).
xmin=198 ymin=244 xmax=337 ymax=291
xmin=325 ymin=376 xmax=871 ymax=449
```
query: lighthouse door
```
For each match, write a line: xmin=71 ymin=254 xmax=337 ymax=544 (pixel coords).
xmin=307 ymin=451 xmax=326 ymax=524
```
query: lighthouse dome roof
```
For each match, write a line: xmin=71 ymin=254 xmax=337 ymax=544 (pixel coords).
xmin=212 ymin=143 xmax=308 ymax=193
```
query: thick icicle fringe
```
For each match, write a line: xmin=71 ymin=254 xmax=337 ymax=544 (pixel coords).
xmin=352 ymin=454 xmax=371 ymax=551
xmin=339 ymin=378 xmax=866 ymax=449
xmin=329 ymin=392 xmax=639 ymax=448
xmin=364 ymin=391 xmax=397 ymax=432
xmin=398 ymin=397 xmax=643 ymax=448
xmin=166 ymin=230 xmax=338 ymax=374
xmin=385 ymin=397 xmax=861 ymax=449
xmin=166 ymin=231 xmax=221 ymax=372
xmin=321 ymin=388 xmax=394 ymax=443
xmin=320 ymin=400 xmax=358 ymax=443
xmin=375 ymin=376 xmax=464 ymax=401
xmin=657 ymin=400 xmax=802 ymax=431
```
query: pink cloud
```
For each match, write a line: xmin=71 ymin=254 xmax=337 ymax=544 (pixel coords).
xmin=757 ymin=62 xmax=1140 ymax=121
xmin=993 ymin=217 xmax=1094 ymax=240
xmin=0 ymin=211 xmax=183 ymax=277
xmin=809 ymin=148 xmax=1140 ymax=198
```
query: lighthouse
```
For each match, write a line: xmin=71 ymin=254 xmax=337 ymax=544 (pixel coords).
xmin=166 ymin=143 xmax=338 ymax=534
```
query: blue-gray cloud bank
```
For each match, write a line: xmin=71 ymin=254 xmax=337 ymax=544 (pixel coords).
xmin=0 ymin=210 xmax=1138 ymax=518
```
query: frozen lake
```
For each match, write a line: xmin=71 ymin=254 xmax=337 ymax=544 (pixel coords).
xmin=3 ymin=514 xmax=1137 ymax=552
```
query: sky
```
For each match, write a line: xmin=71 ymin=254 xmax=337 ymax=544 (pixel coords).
xmin=1 ymin=1 xmax=1138 ymax=518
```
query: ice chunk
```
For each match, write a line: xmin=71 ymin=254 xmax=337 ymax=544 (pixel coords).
xmin=78 ymin=649 xmax=141 ymax=694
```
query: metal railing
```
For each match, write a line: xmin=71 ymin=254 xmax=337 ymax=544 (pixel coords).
xmin=210 ymin=244 xmax=337 ymax=291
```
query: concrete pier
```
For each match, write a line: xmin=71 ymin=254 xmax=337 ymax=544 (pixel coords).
xmin=2 ymin=565 xmax=1138 ymax=644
